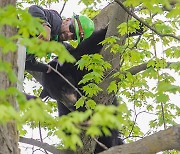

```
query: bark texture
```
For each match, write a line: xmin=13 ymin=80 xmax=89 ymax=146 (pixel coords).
xmin=0 ymin=0 xmax=19 ymax=154
xmin=100 ymin=125 xmax=180 ymax=154
xmin=94 ymin=1 xmax=127 ymax=107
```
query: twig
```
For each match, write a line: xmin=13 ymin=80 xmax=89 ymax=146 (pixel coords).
xmin=126 ymin=110 xmax=156 ymax=140
xmin=59 ymin=1 xmax=67 ymax=16
xmin=49 ymin=65 xmax=83 ymax=97
xmin=38 ymin=122 xmax=48 ymax=154
xmin=94 ymin=138 xmax=108 ymax=150
xmin=131 ymin=35 xmax=142 ymax=49
xmin=114 ymin=0 xmax=180 ymax=41
xmin=161 ymin=102 xmax=167 ymax=130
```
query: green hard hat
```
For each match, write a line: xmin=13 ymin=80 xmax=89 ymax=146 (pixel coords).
xmin=73 ymin=15 xmax=94 ymax=43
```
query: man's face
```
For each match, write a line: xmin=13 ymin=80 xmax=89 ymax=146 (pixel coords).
xmin=59 ymin=18 xmax=76 ymax=41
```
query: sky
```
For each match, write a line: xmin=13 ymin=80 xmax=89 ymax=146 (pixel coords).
xmin=46 ymin=0 xmax=86 ymax=17
xmin=21 ymin=0 xmax=108 ymax=17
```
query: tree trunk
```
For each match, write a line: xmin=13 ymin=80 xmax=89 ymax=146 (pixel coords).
xmin=0 ymin=0 xmax=19 ymax=154
xmin=94 ymin=1 xmax=127 ymax=107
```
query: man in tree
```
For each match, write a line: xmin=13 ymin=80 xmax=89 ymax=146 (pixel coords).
xmin=25 ymin=5 xmax=95 ymax=73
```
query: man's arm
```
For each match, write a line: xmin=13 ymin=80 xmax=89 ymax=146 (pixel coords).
xmin=28 ymin=5 xmax=51 ymax=41
xmin=28 ymin=5 xmax=50 ymax=25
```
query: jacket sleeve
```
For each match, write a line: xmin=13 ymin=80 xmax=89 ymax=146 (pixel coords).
xmin=28 ymin=5 xmax=50 ymax=26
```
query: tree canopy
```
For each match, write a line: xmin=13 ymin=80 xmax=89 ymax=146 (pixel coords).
xmin=0 ymin=0 xmax=180 ymax=153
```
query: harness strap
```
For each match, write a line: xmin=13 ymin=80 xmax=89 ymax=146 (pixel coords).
xmin=74 ymin=15 xmax=84 ymax=42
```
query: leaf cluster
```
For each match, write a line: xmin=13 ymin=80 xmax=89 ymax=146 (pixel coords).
xmin=1 ymin=0 xmax=180 ymax=152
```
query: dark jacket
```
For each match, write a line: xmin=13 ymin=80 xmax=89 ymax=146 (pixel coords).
xmin=26 ymin=5 xmax=62 ymax=73
xmin=28 ymin=5 xmax=62 ymax=40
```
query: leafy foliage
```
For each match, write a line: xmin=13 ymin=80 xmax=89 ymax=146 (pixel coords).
xmin=1 ymin=0 xmax=180 ymax=153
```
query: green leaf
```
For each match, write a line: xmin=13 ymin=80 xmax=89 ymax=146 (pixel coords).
xmin=156 ymin=93 xmax=169 ymax=103
xmin=82 ymin=83 xmax=102 ymax=97
xmin=79 ymin=72 xmax=102 ymax=84
xmin=76 ymin=55 xmax=91 ymax=70
xmin=0 ymin=35 xmax=17 ymax=53
xmin=74 ymin=96 xmax=86 ymax=109
xmin=21 ymin=38 xmax=75 ymax=63
xmin=86 ymin=99 xmax=96 ymax=109
xmin=118 ymin=103 xmax=128 ymax=113
xmin=147 ymin=60 xmax=155 ymax=67
xmin=166 ymin=4 xmax=180 ymax=18
xmin=124 ymin=0 xmax=141 ymax=7
xmin=157 ymin=81 xmax=180 ymax=94
xmin=107 ymin=81 xmax=118 ymax=94
xmin=87 ymin=126 xmax=102 ymax=137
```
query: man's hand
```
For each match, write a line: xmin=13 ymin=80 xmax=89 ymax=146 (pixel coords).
xmin=38 ymin=24 xmax=51 ymax=41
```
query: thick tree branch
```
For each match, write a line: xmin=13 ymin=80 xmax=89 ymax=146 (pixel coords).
xmin=19 ymin=137 xmax=74 ymax=154
xmin=19 ymin=137 xmax=60 ymax=154
xmin=100 ymin=125 xmax=180 ymax=154
xmin=114 ymin=0 xmax=180 ymax=41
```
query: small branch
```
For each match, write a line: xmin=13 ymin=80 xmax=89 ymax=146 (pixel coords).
xmin=126 ymin=110 xmax=156 ymax=140
xmin=125 ymin=135 xmax=144 ymax=139
xmin=161 ymin=102 xmax=167 ymax=130
xmin=49 ymin=65 xmax=83 ymax=97
xmin=131 ymin=35 xmax=142 ymax=49
xmin=126 ymin=63 xmax=148 ymax=75
xmin=128 ymin=87 xmax=138 ymax=138
xmin=105 ymin=61 xmax=175 ymax=85
xmin=126 ymin=61 xmax=175 ymax=76
xmin=114 ymin=0 xmax=180 ymax=41
xmin=38 ymin=122 xmax=48 ymax=154
xmin=94 ymin=138 xmax=108 ymax=151
xmin=59 ymin=1 xmax=66 ymax=16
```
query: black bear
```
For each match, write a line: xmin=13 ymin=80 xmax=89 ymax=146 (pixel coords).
xmin=39 ymin=24 xmax=144 ymax=111
xmin=39 ymin=27 xmax=124 ymax=153
xmin=40 ymin=27 xmax=108 ymax=113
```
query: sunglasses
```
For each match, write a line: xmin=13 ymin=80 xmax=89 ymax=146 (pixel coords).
xmin=69 ymin=20 xmax=77 ymax=40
